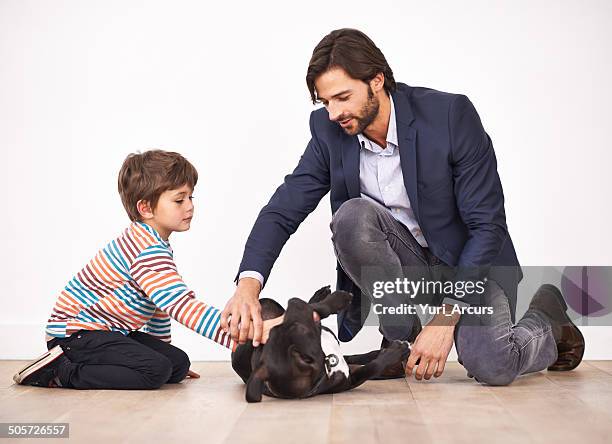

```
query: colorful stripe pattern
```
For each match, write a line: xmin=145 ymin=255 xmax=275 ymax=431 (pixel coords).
xmin=46 ymin=222 xmax=235 ymax=350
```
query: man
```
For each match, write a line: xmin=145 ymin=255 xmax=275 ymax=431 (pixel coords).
xmin=221 ymin=29 xmax=584 ymax=384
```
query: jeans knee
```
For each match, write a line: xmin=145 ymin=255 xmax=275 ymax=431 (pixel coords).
xmin=331 ymin=198 xmax=384 ymax=252
xmin=379 ymin=319 xmax=422 ymax=343
xmin=467 ymin=362 xmax=517 ymax=386
xmin=457 ymin=327 xmax=519 ymax=387
xmin=332 ymin=198 xmax=380 ymax=225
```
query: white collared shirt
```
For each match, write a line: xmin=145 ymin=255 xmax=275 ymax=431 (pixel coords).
xmin=357 ymin=96 xmax=427 ymax=247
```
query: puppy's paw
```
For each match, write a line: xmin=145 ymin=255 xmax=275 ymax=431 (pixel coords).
xmin=326 ymin=291 xmax=353 ymax=312
xmin=378 ymin=340 xmax=411 ymax=365
xmin=309 ymin=285 xmax=332 ymax=304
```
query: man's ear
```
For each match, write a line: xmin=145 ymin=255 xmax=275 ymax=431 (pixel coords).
xmin=369 ymin=72 xmax=385 ymax=93
xmin=136 ymin=199 xmax=154 ymax=220
xmin=245 ymin=362 xmax=269 ymax=403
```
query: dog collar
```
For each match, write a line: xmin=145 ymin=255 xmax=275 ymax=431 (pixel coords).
xmin=320 ymin=326 xmax=349 ymax=378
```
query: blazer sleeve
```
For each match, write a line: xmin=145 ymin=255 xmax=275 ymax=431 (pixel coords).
xmin=236 ymin=112 xmax=331 ymax=286
xmin=449 ymin=94 xmax=509 ymax=279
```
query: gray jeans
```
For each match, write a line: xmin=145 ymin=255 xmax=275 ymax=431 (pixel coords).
xmin=330 ymin=198 xmax=558 ymax=385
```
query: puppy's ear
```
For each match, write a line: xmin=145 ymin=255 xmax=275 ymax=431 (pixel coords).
xmin=309 ymin=285 xmax=331 ymax=304
xmin=245 ymin=362 xmax=269 ymax=403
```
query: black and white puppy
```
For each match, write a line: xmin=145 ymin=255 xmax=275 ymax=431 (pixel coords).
xmin=232 ymin=286 xmax=410 ymax=402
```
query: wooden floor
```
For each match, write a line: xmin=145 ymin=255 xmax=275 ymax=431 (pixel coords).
xmin=1 ymin=361 xmax=611 ymax=444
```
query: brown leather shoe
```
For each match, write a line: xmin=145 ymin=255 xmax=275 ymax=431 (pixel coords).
xmin=528 ymin=284 xmax=585 ymax=371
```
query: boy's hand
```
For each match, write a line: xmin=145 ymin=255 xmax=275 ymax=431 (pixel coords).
xmin=221 ymin=277 xmax=262 ymax=346
xmin=250 ymin=311 xmax=320 ymax=345
xmin=186 ymin=369 xmax=200 ymax=379
xmin=259 ymin=315 xmax=284 ymax=344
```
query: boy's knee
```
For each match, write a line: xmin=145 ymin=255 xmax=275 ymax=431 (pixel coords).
xmin=167 ymin=349 xmax=191 ymax=383
xmin=146 ymin=355 xmax=173 ymax=389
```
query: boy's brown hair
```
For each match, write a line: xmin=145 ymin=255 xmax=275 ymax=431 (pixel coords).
xmin=118 ymin=150 xmax=198 ymax=221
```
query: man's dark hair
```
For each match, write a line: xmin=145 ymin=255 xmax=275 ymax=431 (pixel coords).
xmin=306 ymin=28 xmax=396 ymax=104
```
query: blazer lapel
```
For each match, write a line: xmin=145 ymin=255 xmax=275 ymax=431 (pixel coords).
xmin=341 ymin=135 xmax=361 ymax=199
xmin=392 ymin=88 xmax=420 ymax=221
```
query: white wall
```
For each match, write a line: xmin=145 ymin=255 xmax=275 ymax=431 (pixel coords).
xmin=1 ymin=0 xmax=610 ymax=360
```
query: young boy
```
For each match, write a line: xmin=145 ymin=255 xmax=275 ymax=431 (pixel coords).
xmin=14 ymin=149 xmax=269 ymax=389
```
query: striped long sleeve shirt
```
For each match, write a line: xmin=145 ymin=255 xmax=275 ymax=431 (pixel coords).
xmin=46 ymin=221 xmax=236 ymax=351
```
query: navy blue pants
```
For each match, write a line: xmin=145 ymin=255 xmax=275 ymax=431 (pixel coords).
xmin=46 ymin=330 xmax=190 ymax=389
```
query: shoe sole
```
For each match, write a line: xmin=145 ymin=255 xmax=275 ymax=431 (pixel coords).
xmin=13 ymin=345 xmax=65 ymax=384
xmin=540 ymin=284 xmax=585 ymax=371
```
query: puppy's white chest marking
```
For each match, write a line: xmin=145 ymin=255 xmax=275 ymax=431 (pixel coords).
xmin=320 ymin=327 xmax=349 ymax=378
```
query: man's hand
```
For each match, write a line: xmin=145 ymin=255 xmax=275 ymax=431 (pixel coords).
xmin=405 ymin=304 xmax=460 ymax=380
xmin=221 ymin=277 xmax=262 ymax=346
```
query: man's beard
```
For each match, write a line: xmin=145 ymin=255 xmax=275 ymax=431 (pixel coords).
xmin=341 ymin=86 xmax=380 ymax=136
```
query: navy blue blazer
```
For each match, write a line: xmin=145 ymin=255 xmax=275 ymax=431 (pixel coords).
xmin=238 ymin=83 xmax=522 ymax=342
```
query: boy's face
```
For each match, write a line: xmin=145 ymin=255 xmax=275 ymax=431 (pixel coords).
xmin=137 ymin=184 xmax=194 ymax=240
